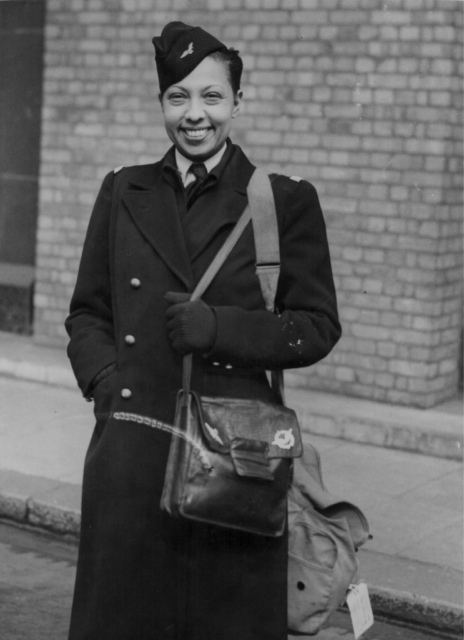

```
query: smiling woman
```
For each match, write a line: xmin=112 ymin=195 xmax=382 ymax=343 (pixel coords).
xmin=65 ymin=19 xmax=341 ymax=640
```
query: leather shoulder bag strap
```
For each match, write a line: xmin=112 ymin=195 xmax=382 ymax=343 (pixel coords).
xmin=182 ymin=204 xmax=251 ymax=395
xmin=182 ymin=168 xmax=284 ymax=403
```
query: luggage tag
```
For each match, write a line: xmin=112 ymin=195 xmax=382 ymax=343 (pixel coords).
xmin=346 ymin=583 xmax=374 ymax=639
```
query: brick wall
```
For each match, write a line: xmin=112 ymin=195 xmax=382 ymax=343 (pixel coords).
xmin=34 ymin=0 xmax=463 ymax=408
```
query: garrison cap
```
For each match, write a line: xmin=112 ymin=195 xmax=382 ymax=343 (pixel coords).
xmin=153 ymin=22 xmax=227 ymax=94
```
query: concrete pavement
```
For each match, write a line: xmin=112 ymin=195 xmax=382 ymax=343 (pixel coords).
xmin=0 ymin=332 xmax=463 ymax=636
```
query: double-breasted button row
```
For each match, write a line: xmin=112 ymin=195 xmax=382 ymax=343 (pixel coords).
xmin=122 ymin=283 xmax=138 ymax=399
xmin=212 ymin=362 xmax=233 ymax=369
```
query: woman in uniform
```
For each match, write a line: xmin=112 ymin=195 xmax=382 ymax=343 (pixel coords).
xmin=65 ymin=21 xmax=341 ymax=640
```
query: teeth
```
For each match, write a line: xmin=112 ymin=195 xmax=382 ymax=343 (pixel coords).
xmin=185 ymin=129 xmax=208 ymax=138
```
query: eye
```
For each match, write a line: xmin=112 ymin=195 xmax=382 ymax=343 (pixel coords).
xmin=168 ymin=93 xmax=186 ymax=105
xmin=204 ymin=92 xmax=223 ymax=104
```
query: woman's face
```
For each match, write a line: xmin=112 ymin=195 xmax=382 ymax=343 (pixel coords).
xmin=160 ymin=56 xmax=242 ymax=162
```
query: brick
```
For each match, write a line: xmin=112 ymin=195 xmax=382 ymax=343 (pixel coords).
xmin=372 ymin=10 xmax=412 ymax=25
xmin=435 ymin=26 xmax=456 ymax=42
xmin=335 ymin=367 xmax=356 ymax=382
xmin=242 ymin=24 xmax=260 ymax=39
xmin=319 ymin=26 xmax=338 ymax=40
xmin=292 ymin=11 xmax=329 ymax=25
xmin=430 ymin=91 xmax=453 ymax=107
xmin=352 ymin=324 xmax=391 ymax=340
xmin=312 ymin=87 xmax=331 ymax=102
xmin=343 ymin=247 xmax=363 ymax=262
xmin=322 ymin=134 xmax=360 ymax=150
xmin=390 ymin=360 xmax=437 ymax=378
xmin=400 ymin=26 xmax=420 ymax=40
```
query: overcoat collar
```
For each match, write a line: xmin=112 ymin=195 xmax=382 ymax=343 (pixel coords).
xmin=121 ymin=142 xmax=255 ymax=290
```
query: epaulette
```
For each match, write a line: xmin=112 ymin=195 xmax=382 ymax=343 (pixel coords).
xmin=114 ymin=166 xmax=124 ymax=174
xmin=290 ymin=175 xmax=303 ymax=182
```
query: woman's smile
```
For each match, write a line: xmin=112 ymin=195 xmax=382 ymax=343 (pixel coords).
xmin=181 ymin=127 xmax=213 ymax=142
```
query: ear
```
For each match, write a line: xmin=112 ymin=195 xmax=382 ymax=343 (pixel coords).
xmin=232 ymin=90 xmax=243 ymax=119
xmin=158 ymin=93 xmax=164 ymax=112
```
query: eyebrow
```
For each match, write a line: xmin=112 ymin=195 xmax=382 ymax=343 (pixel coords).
xmin=167 ymin=84 xmax=225 ymax=92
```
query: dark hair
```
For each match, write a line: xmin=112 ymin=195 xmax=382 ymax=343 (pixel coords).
xmin=210 ymin=48 xmax=243 ymax=95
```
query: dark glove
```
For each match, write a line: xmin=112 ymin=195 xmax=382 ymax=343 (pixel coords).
xmin=165 ymin=291 xmax=217 ymax=355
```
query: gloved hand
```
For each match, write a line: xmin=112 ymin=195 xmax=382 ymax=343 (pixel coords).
xmin=165 ymin=291 xmax=217 ymax=355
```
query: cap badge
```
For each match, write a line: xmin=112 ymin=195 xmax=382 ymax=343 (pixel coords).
xmin=180 ymin=42 xmax=194 ymax=58
xmin=271 ymin=429 xmax=295 ymax=450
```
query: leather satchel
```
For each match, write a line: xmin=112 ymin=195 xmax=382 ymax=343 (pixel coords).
xmin=161 ymin=168 xmax=303 ymax=537
xmin=161 ymin=381 xmax=302 ymax=537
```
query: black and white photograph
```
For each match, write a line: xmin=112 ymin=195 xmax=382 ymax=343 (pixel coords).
xmin=0 ymin=1 xmax=462 ymax=639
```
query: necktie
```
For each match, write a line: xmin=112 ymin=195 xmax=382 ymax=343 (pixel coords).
xmin=185 ymin=162 xmax=208 ymax=208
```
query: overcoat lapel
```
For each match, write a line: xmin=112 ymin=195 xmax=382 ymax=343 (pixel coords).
xmin=121 ymin=171 xmax=194 ymax=291
xmin=182 ymin=146 xmax=256 ymax=263
xmin=120 ymin=144 xmax=255 ymax=289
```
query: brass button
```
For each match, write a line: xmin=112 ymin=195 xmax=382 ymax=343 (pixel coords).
xmin=130 ymin=278 xmax=141 ymax=288
xmin=125 ymin=335 xmax=135 ymax=345
xmin=121 ymin=388 xmax=132 ymax=399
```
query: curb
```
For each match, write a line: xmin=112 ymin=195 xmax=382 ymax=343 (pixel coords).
xmin=0 ymin=469 xmax=462 ymax=637
xmin=0 ymin=469 xmax=81 ymax=538
xmin=286 ymin=387 xmax=463 ymax=461
xmin=367 ymin=586 xmax=464 ymax=638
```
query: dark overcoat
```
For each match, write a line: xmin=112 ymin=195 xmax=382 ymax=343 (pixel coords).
xmin=65 ymin=142 xmax=341 ymax=640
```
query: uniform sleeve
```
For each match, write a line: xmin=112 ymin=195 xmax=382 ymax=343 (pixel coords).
xmin=65 ymin=171 xmax=117 ymax=397
xmin=208 ymin=179 xmax=341 ymax=370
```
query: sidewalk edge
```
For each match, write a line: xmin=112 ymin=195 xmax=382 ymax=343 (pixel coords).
xmin=290 ymin=393 xmax=463 ymax=461
xmin=366 ymin=585 xmax=464 ymax=637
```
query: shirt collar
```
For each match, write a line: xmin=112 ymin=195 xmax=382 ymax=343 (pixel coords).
xmin=175 ymin=144 xmax=228 ymax=185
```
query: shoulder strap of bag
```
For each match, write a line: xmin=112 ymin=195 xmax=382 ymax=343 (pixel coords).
xmin=189 ymin=205 xmax=251 ymax=303
xmin=183 ymin=168 xmax=283 ymax=401
xmin=182 ymin=204 xmax=251 ymax=394
xmin=188 ymin=167 xmax=280 ymax=305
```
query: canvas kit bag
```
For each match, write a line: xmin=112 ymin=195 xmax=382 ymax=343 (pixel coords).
xmin=160 ymin=168 xmax=370 ymax=633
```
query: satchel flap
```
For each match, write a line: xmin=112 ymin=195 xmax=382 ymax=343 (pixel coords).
xmin=230 ymin=438 xmax=274 ymax=481
xmin=200 ymin=396 xmax=303 ymax=459
xmin=289 ymin=448 xmax=370 ymax=549
xmin=320 ymin=502 xmax=370 ymax=549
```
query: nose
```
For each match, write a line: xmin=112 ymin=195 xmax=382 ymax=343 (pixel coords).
xmin=185 ymin=97 xmax=205 ymax=123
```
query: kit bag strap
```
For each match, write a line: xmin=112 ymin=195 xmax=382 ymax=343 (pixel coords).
xmin=247 ymin=169 xmax=285 ymax=405
xmin=246 ymin=168 xmax=281 ymax=314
